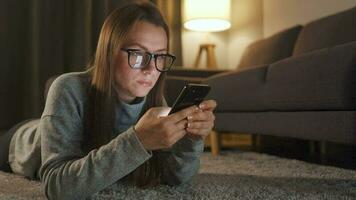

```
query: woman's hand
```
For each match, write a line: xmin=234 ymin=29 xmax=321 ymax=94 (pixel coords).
xmin=185 ymin=100 xmax=217 ymax=140
xmin=134 ymin=106 xmax=200 ymax=150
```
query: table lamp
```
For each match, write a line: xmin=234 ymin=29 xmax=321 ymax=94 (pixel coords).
xmin=183 ymin=0 xmax=231 ymax=68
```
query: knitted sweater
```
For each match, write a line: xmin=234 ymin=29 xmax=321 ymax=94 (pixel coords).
xmin=8 ymin=71 xmax=204 ymax=200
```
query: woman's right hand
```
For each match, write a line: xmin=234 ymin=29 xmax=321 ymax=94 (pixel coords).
xmin=134 ymin=106 xmax=199 ymax=150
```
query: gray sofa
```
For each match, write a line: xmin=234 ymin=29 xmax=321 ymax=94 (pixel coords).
xmin=166 ymin=6 xmax=356 ymax=154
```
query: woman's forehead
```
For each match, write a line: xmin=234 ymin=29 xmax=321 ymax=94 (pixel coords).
xmin=123 ymin=21 xmax=168 ymax=50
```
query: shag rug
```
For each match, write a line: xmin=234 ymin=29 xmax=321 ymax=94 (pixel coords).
xmin=1 ymin=151 xmax=356 ymax=200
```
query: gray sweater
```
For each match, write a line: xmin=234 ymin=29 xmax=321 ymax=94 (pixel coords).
xmin=8 ymin=71 xmax=204 ymax=200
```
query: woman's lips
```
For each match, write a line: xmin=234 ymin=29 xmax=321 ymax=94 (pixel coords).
xmin=137 ymin=80 xmax=153 ymax=87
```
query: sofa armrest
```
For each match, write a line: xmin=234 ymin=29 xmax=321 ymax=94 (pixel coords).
xmin=167 ymin=68 xmax=228 ymax=78
xmin=204 ymin=41 xmax=356 ymax=112
xmin=265 ymin=41 xmax=356 ymax=110
xmin=203 ymin=65 xmax=269 ymax=112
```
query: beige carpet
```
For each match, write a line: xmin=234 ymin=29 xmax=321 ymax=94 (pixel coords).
xmin=1 ymin=151 xmax=356 ymax=199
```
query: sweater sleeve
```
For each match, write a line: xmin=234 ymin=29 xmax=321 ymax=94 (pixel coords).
xmin=158 ymin=135 xmax=204 ymax=186
xmin=38 ymin=74 xmax=152 ymax=200
xmin=157 ymin=96 xmax=205 ymax=185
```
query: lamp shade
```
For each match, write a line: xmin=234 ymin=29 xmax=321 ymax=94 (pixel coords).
xmin=183 ymin=0 xmax=231 ymax=32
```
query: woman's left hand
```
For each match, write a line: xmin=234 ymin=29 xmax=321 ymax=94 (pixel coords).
xmin=185 ymin=100 xmax=217 ymax=140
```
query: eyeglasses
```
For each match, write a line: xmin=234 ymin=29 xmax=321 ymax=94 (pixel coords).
xmin=121 ymin=48 xmax=176 ymax=72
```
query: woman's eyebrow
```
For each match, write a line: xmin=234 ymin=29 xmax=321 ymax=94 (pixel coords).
xmin=155 ymin=48 xmax=167 ymax=53
xmin=125 ymin=43 xmax=167 ymax=52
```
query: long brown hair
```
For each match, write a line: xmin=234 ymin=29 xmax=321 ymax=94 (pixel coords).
xmin=85 ymin=1 xmax=169 ymax=186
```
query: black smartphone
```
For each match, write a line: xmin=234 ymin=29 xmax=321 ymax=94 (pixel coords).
xmin=169 ymin=83 xmax=211 ymax=114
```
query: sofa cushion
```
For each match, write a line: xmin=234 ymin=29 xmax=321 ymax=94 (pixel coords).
xmin=293 ymin=6 xmax=356 ymax=55
xmin=265 ymin=41 xmax=356 ymax=111
xmin=238 ymin=25 xmax=302 ymax=70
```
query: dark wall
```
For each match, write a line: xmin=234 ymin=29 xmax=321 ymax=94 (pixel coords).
xmin=0 ymin=0 xmax=130 ymax=129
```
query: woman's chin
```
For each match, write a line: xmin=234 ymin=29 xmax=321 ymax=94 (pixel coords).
xmin=134 ymin=89 xmax=150 ymax=98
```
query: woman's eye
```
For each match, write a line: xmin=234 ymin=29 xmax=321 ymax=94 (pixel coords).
xmin=133 ymin=55 xmax=143 ymax=68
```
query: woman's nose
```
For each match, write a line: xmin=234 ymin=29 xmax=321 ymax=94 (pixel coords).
xmin=143 ymin=58 xmax=156 ymax=74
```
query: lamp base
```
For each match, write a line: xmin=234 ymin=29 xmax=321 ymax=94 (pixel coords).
xmin=194 ymin=43 xmax=217 ymax=69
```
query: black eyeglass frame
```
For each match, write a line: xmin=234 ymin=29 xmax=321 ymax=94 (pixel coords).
xmin=121 ymin=48 xmax=176 ymax=72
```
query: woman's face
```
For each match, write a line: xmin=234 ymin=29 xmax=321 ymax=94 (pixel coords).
xmin=114 ymin=21 xmax=167 ymax=103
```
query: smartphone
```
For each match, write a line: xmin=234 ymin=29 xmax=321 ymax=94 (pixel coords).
xmin=168 ymin=83 xmax=211 ymax=114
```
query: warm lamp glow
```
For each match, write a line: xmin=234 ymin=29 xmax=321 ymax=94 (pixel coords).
xmin=184 ymin=19 xmax=231 ymax=32
xmin=183 ymin=0 xmax=231 ymax=32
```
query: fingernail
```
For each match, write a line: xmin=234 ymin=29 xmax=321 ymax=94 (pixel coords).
xmin=187 ymin=116 xmax=193 ymax=120
xmin=199 ymin=104 xmax=205 ymax=109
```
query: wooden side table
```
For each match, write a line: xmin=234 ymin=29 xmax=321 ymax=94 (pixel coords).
xmin=194 ymin=43 xmax=217 ymax=69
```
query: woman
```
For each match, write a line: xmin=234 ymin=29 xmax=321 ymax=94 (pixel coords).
xmin=0 ymin=2 xmax=216 ymax=200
